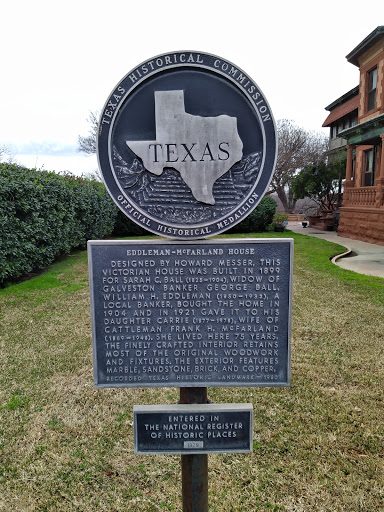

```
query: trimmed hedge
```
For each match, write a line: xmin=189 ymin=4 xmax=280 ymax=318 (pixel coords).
xmin=0 ymin=164 xmax=117 ymax=285
xmin=112 ymin=210 xmax=150 ymax=237
xmin=113 ymin=196 xmax=276 ymax=237
xmin=227 ymin=196 xmax=277 ymax=234
xmin=0 ymin=164 xmax=277 ymax=285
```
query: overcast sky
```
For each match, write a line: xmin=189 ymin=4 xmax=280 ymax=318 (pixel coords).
xmin=0 ymin=0 xmax=381 ymax=175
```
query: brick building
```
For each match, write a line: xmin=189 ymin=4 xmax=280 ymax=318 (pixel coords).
xmin=322 ymin=26 xmax=384 ymax=245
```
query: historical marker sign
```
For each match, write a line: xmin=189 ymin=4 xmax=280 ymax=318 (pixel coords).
xmin=134 ymin=404 xmax=253 ymax=455
xmin=88 ymin=239 xmax=292 ymax=388
xmin=97 ymin=51 xmax=277 ymax=239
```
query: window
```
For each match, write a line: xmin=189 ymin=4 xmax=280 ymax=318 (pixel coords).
xmin=367 ymin=67 xmax=377 ymax=111
xmin=351 ymin=149 xmax=356 ymax=182
xmin=364 ymin=148 xmax=375 ymax=186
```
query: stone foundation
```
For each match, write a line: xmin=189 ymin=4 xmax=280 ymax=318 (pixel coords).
xmin=308 ymin=214 xmax=335 ymax=231
xmin=338 ymin=207 xmax=384 ymax=246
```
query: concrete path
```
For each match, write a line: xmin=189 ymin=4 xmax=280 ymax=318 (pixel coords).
xmin=288 ymin=222 xmax=384 ymax=279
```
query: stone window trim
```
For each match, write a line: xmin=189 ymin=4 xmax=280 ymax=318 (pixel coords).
xmin=351 ymin=148 xmax=356 ymax=182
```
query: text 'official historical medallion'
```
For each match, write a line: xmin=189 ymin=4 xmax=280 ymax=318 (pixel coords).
xmin=97 ymin=52 xmax=277 ymax=239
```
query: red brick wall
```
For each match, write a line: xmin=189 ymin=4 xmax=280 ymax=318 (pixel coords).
xmin=338 ymin=207 xmax=384 ymax=246
xmin=358 ymin=39 xmax=384 ymax=124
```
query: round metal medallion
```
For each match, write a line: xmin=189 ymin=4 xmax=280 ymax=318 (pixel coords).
xmin=97 ymin=51 xmax=277 ymax=239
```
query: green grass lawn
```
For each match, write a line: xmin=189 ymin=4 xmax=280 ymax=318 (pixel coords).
xmin=0 ymin=232 xmax=383 ymax=511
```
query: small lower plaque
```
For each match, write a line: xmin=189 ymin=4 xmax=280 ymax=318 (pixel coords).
xmin=134 ymin=404 xmax=253 ymax=455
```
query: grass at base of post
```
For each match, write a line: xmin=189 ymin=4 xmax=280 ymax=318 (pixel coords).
xmin=0 ymin=232 xmax=383 ymax=511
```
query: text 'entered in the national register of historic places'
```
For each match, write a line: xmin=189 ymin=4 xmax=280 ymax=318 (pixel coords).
xmin=88 ymin=239 xmax=293 ymax=388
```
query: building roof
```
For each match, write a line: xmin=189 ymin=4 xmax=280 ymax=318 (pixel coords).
xmin=322 ymin=95 xmax=359 ymax=127
xmin=325 ymin=86 xmax=359 ymax=111
xmin=346 ymin=26 xmax=384 ymax=67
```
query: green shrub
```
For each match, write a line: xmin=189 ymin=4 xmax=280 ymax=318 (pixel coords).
xmin=112 ymin=210 xmax=150 ymax=237
xmin=227 ymin=196 xmax=277 ymax=234
xmin=0 ymin=164 xmax=117 ymax=285
xmin=272 ymin=212 xmax=289 ymax=226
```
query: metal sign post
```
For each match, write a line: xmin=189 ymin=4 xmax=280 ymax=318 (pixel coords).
xmin=90 ymin=51 xmax=287 ymax=511
xmin=180 ymin=388 xmax=208 ymax=512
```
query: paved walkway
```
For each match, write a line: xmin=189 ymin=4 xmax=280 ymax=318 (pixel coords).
xmin=288 ymin=222 xmax=384 ymax=279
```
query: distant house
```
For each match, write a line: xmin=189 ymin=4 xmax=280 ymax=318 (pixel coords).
xmin=322 ymin=26 xmax=384 ymax=246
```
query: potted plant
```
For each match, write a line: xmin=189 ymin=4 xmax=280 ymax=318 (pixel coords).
xmin=302 ymin=217 xmax=308 ymax=228
xmin=272 ymin=212 xmax=289 ymax=232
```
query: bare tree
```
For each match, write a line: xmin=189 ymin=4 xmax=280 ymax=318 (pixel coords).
xmin=0 ymin=144 xmax=16 ymax=163
xmin=77 ymin=111 xmax=103 ymax=181
xmin=78 ymin=111 xmax=99 ymax=155
xmin=268 ymin=120 xmax=328 ymax=213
